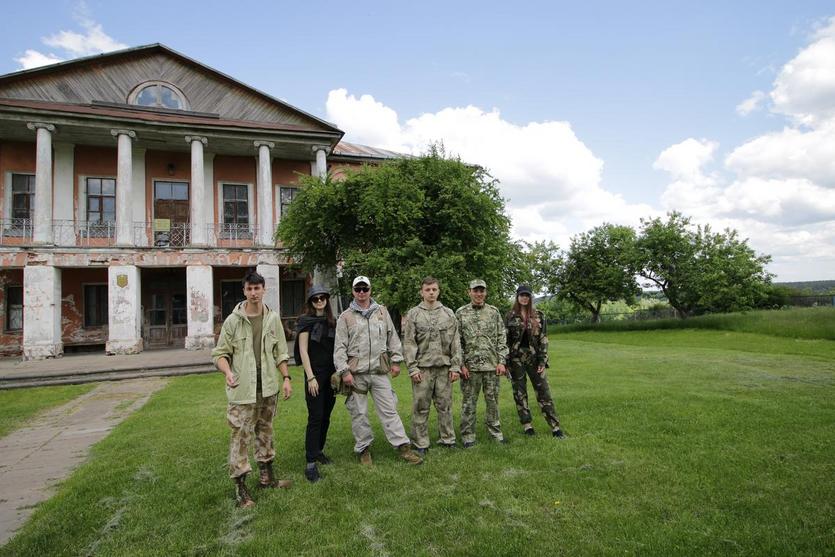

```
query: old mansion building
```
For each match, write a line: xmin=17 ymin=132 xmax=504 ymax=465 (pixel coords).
xmin=0 ymin=44 xmax=392 ymax=359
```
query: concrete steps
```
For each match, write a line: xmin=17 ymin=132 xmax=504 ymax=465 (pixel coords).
xmin=0 ymin=363 xmax=216 ymax=390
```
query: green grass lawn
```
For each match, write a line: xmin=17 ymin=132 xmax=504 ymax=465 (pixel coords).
xmin=2 ymin=329 xmax=833 ymax=556
xmin=0 ymin=383 xmax=94 ymax=438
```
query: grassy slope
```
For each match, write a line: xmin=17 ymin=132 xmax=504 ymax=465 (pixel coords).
xmin=0 ymin=383 xmax=94 ymax=438
xmin=2 ymin=330 xmax=833 ymax=556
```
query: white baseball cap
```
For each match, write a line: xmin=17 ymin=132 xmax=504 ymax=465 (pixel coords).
xmin=352 ymin=275 xmax=371 ymax=287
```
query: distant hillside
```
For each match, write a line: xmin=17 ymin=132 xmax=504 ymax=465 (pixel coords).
xmin=776 ymin=280 xmax=835 ymax=294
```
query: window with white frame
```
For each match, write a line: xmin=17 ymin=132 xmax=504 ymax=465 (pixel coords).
xmin=279 ymin=186 xmax=298 ymax=217
xmin=85 ymin=178 xmax=116 ymax=236
xmin=11 ymin=174 xmax=35 ymax=221
xmin=129 ymin=82 xmax=188 ymax=110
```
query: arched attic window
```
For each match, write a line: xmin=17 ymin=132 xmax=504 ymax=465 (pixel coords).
xmin=128 ymin=81 xmax=189 ymax=110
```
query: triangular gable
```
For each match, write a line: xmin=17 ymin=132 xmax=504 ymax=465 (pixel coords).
xmin=0 ymin=44 xmax=340 ymax=134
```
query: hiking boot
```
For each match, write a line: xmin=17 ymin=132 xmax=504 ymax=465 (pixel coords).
xmin=496 ymin=437 xmax=509 ymax=445
xmin=257 ymin=461 xmax=292 ymax=489
xmin=552 ymin=428 xmax=566 ymax=439
xmin=523 ymin=426 xmax=536 ymax=436
xmin=414 ymin=447 xmax=427 ymax=458
xmin=462 ymin=441 xmax=476 ymax=449
xmin=315 ymin=452 xmax=333 ymax=465
xmin=359 ymin=448 xmax=373 ymax=466
xmin=398 ymin=444 xmax=423 ymax=465
xmin=304 ymin=463 xmax=321 ymax=483
xmin=437 ymin=442 xmax=456 ymax=449
xmin=234 ymin=474 xmax=255 ymax=508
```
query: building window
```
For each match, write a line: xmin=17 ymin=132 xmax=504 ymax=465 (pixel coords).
xmin=280 ymin=186 xmax=298 ymax=217
xmin=86 ymin=178 xmax=116 ymax=236
xmin=223 ymin=184 xmax=249 ymax=225
xmin=5 ymin=285 xmax=23 ymax=331
xmin=130 ymin=82 xmax=187 ymax=110
xmin=220 ymin=281 xmax=244 ymax=320
xmin=12 ymin=174 xmax=35 ymax=221
xmin=280 ymin=279 xmax=305 ymax=317
xmin=83 ymin=284 xmax=108 ymax=328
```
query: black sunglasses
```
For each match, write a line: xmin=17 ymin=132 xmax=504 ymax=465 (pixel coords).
xmin=353 ymin=286 xmax=370 ymax=293
xmin=310 ymin=295 xmax=329 ymax=303
xmin=471 ymin=287 xmax=486 ymax=292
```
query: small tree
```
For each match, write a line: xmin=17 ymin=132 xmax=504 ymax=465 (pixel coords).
xmin=637 ymin=212 xmax=773 ymax=318
xmin=276 ymin=145 xmax=515 ymax=314
xmin=555 ymin=223 xmax=640 ymax=323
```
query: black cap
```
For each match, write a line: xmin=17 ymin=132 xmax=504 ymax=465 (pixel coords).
xmin=307 ymin=284 xmax=330 ymax=301
xmin=516 ymin=284 xmax=533 ymax=296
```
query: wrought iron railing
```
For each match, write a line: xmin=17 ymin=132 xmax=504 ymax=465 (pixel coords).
xmin=208 ymin=222 xmax=259 ymax=244
xmin=0 ymin=218 xmax=33 ymax=243
xmin=133 ymin=222 xmax=194 ymax=248
xmin=52 ymin=220 xmax=116 ymax=246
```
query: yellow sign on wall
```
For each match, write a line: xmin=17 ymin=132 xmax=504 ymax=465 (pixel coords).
xmin=154 ymin=218 xmax=171 ymax=232
xmin=116 ymin=274 xmax=128 ymax=288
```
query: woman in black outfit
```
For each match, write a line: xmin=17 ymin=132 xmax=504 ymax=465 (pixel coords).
xmin=295 ymin=285 xmax=337 ymax=482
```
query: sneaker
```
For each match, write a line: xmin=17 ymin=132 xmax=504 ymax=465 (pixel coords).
xmin=523 ymin=427 xmax=536 ymax=436
xmin=304 ymin=463 xmax=321 ymax=483
xmin=462 ymin=441 xmax=476 ymax=449
xmin=398 ymin=444 xmax=424 ymax=465
xmin=315 ymin=453 xmax=333 ymax=465
xmin=553 ymin=429 xmax=566 ymax=439
xmin=359 ymin=448 xmax=373 ymax=466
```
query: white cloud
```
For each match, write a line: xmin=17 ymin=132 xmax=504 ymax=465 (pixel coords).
xmin=653 ymin=138 xmax=718 ymax=182
xmin=13 ymin=3 xmax=126 ymax=70
xmin=326 ymin=88 xmax=656 ymax=246
xmin=736 ymin=90 xmax=766 ymax=116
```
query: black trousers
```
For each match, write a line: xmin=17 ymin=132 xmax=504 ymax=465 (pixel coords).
xmin=305 ymin=369 xmax=336 ymax=463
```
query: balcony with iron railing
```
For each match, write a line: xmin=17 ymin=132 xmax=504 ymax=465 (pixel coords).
xmin=0 ymin=219 xmax=276 ymax=249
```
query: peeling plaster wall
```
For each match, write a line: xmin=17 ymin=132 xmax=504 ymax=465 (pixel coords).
xmin=0 ymin=249 xmax=285 ymax=269
xmin=0 ymin=269 xmax=23 ymax=356
xmin=61 ymin=267 xmax=108 ymax=347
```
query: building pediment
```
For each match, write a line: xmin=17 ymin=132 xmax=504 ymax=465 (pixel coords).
xmin=0 ymin=44 xmax=339 ymax=134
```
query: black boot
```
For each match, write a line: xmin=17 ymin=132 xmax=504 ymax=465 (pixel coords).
xmin=258 ymin=460 xmax=292 ymax=489
xmin=234 ymin=474 xmax=254 ymax=508
xmin=304 ymin=462 xmax=321 ymax=483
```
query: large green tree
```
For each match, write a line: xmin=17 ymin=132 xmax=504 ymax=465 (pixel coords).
xmin=554 ymin=223 xmax=640 ymax=323
xmin=637 ymin=212 xmax=773 ymax=318
xmin=276 ymin=146 xmax=514 ymax=314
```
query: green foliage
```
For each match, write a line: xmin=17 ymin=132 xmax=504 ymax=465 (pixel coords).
xmin=277 ymin=145 xmax=514 ymax=313
xmin=0 ymin=383 xmax=94 ymax=438
xmin=555 ymin=223 xmax=640 ymax=322
xmin=636 ymin=211 xmax=773 ymax=318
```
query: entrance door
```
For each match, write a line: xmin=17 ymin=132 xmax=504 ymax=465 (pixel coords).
xmin=153 ymin=181 xmax=190 ymax=247
xmin=143 ymin=270 xmax=187 ymax=348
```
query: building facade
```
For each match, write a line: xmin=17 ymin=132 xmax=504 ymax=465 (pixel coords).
xmin=0 ymin=44 xmax=393 ymax=359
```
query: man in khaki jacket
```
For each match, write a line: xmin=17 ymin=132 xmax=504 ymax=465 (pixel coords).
xmin=212 ymin=270 xmax=292 ymax=507
xmin=402 ymin=276 xmax=462 ymax=455
xmin=334 ymin=276 xmax=422 ymax=465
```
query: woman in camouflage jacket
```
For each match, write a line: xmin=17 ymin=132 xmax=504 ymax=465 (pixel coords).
xmin=505 ymin=284 xmax=565 ymax=438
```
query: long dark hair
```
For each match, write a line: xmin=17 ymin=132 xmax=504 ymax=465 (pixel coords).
xmin=511 ymin=296 xmax=540 ymax=335
xmin=305 ymin=296 xmax=336 ymax=328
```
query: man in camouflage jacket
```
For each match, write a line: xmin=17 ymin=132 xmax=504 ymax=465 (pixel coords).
xmin=403 ymin=277 xmax=462 ymax=454
xmin=455 ymin=279 xmax=509 ymax=446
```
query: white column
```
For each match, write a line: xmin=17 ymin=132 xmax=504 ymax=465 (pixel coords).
xmin=111 ymin=129 xmax=136 ymax=246
xmin=185 ymin=265 xmax=215 ymax=350
xmin=131 ymin=147 xmax=147 ymax=247
xmin=186 ymin=136 xmax=208 ymax=246
xmin=255 ymin=141 xmax=275 ymax=246
xmin=106 ymin=265 xmax=143 ymax=355
xmin=27 ymin=122 xmax=55 ymax=244
xmin=204 ymin=153 xmax=216 ymax=247
xmin=314 ymin=146 xmax=328 ymax=179
xmin=52 ymin=143 xmax=75 ymax=236
xmin=257 ymin=263 xmax=281 ymax=314
xmin=22 ymin=265 xmax=63 ymax=360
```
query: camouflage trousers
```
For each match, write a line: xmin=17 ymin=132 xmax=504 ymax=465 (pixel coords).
xmin=227 ymin=391 xmax=277 ymax=478
xmin=460 ymin=371 xmax=503 ymax=443
xmin=411 ymin=366 xmax=455 ymax=449
xmin=508 ymin=350 xmax=560 ymax=430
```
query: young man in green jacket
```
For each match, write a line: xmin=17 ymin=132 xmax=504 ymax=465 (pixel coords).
xmin=212 ymin=270 xmax=292 ymax=507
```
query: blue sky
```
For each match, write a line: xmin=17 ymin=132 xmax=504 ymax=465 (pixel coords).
xmin=2 ymin=1 xmax=834 ymax=280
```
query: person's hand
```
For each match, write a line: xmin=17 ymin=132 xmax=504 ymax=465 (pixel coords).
xmin=537 ymin=364 xmax=546 ymax=375
xmin=343 ymin=372 xmax=354 ymax=387
xmin=282 ymin=378 xmax=292 ymax=400
xmin=460 ymin=366 xmax=470 ymax=380
xmin=411 ymin=372 xmax=423 ymax=384
xmin=496 ymin=363 xmax=507 ymax=376
xmin=225 ymin=371 xmax=238 ymax=388
xmin=307 ymin=377 xmax=319 ymax=397
xmin=449 ymin=371 xmax=460 ymax=383
xmin=391 ymin=364 xmax=401 ymax=377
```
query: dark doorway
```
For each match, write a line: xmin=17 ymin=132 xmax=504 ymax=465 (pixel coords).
xmin=141 ymin=268 xmax=187 ymax=348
